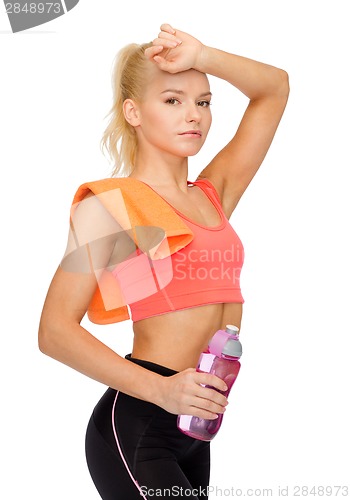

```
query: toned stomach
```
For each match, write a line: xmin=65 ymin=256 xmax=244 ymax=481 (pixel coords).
xmin=132 ymin=302 xmax=243 ymax=371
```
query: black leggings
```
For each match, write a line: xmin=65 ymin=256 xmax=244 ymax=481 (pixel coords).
xmin=85 ymin=356 xmax=210 ymax=499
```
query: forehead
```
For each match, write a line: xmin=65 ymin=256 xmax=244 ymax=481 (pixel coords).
xmin=145 ymin=66 xmax=210 ymax=96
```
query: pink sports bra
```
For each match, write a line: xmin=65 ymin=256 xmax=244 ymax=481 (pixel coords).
xmin=128 ymin=178 xmax=244 ymax=322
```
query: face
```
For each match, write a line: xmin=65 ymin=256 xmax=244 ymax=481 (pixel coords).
xmin=128 ymin=66 xmax=212 ymax=160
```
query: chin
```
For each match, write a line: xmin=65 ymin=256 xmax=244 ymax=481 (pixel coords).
xmin=177 ymin=145 xmax=205 ymax=157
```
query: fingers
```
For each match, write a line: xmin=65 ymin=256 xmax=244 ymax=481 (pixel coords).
xmin=185 ymin=370 xmax=228 ymax=419
xmin=157 ymin=31 xmax=182 ymax=45
xmin=195 ymin=383 xmax=228 ymax=412
xmin=157 ymin=368 xmax=229 ymax=420
xmin=159 ymin=23 xmax=176 ymax=35
xmin=182 ymin=389 xmax=227 ymax=421
xmin=190 ymin=397 xmax=226 ymax=420
xmin=144 ymin=46 xmax=172 ymax=72
xmin=194 ymin=373 xmax=228 ymax=419
xmin=144 ymin=32 xmax=181 ymax=66
xmin=144 ymin=24 xmax=187 ymax=73
xmin=144 ymin=45 xmax=164 ymax=60
xmin=196 ymin=371 xmax=228 ymax=393
xmin=149 ymin=23 xmax=182 ymax=51
xmin=152 ymin=36 xmax=182 ymax=50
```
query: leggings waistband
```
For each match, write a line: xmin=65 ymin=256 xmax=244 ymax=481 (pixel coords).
xmin=125 ymin=354 xmax=178 ymax=377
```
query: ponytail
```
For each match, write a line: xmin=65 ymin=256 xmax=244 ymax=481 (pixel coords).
xmin=100 ymin=42 xmax=152 ymax=177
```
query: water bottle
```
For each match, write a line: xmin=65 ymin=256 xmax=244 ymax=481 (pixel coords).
xmin=177 ymin=324 xmax=242 ymax=441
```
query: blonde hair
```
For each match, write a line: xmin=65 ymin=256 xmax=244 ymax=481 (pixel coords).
xmin=100 ymin=42 xmax=153 ymax=177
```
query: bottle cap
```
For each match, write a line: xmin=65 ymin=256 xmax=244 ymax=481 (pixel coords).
xmin=208 ymin=325 xmax=242 ymax=358
xmin=225 ymin=324 xmax=239 ymax=336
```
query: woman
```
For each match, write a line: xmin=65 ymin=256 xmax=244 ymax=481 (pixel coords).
xmin=38 ymin=23 xmax=289 ymax=500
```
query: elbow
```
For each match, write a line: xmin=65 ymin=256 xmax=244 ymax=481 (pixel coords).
xmin=38 ymin=317 xmax=66 ymax=358
xmin=38 ymin=321 xmax=53 ymax=356
xmin=277 ymin=68 xmax=290 ymax=99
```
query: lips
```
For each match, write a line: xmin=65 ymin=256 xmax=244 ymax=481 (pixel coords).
xmin=179 ymin=130 xmax=202 ymax=137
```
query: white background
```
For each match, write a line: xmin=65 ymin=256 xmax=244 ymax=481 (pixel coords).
xmin=1 ymin=1 xmax=349 ymax=498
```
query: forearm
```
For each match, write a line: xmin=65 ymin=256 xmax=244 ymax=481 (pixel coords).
xmin=195 ymin=45 xmax=289 ymax=100
xmin=39 ymin=320 xmax=229 ymax=419
xmin=38 ymin=321 xmax=164 ymax=405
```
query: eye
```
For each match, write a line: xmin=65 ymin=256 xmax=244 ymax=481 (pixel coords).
xmin=197 ymin=100 xmax=212 ymax=107
xmin=165 ymin=98 xmax=181 ymax=105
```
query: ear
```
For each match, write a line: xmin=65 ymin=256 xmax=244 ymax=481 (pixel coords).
xmin=123 ymin=99 xmax=141 ymax=127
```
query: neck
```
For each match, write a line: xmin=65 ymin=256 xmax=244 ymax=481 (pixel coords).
xmin=130 ymin=151 xmax=190 ymax=191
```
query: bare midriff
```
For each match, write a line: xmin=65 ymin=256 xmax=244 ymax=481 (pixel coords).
xmin=132 ymin=302 xmax=242 ymax=371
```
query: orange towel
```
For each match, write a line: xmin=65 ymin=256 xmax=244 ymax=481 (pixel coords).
xmin=66 ymin=178 xmax=194 ymax=325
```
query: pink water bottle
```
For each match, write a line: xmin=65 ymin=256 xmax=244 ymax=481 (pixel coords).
xmin=177 ymin=324 xmax=242 ymax=441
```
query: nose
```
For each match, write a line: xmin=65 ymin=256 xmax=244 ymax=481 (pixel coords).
xmin=185 ymin=103 xmax=201 ymax=123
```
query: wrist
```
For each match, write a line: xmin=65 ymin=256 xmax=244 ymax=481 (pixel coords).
xmin=146 ymin=372 xmax=168 ymax=408
xmin=193 ymin=44 xmax=211 ymax=73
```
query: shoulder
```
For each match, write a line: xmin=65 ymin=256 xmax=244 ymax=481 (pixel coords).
xmin=71 ymin=177 xmax=137 ymax=204
xmin=75 ymin=177 xmax=127 ymax=193
xmin=193 ymin=176 xmax=223 ymax=204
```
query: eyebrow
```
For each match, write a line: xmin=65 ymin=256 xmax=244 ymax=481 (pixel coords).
xmin=160 ymin=89 xmax=212 ymax=98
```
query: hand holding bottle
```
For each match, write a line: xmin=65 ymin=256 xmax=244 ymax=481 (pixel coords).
xmin=156 ymin=367 xmax=229 ymax=420
xmin=177 ymin=325 xmax=243 ymax=441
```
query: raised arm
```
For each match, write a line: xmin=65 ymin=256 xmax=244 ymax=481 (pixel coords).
xmin=196 ymin=45 xmax=289 ymax=216
xmin=146 ymin=23 xmax=290 ymax=217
